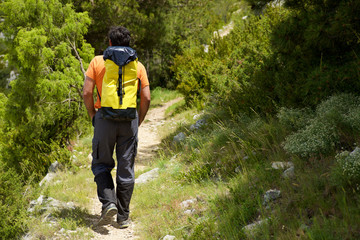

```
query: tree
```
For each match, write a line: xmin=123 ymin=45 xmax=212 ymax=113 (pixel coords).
xmin=0 ymin=0 xmax=93 ymax=179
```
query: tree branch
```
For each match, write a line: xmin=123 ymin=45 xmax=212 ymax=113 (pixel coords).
xmin=68 ymin=38 xmax=86 ymax=78
xmin=70 ymin=84 xmax=83 ymax=100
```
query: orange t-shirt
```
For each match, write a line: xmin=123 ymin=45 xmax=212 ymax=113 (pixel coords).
xmin=85 ymin=55 xmax=149 ymax=109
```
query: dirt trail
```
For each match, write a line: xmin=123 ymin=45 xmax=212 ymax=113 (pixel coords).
xmin=89 ymin=98 xmax=182 ymax=240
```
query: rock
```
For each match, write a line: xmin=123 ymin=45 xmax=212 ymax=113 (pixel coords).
xmin=71 ymin=154 xmax=78 ymax=162
xmin=271 ymin=162 xmax=294 ymax=170
xmin=27 ymin=195 xmax=75 ymax=213
xmin=21 ymin=233 xmax=33 ymax=240
xmin=170 ymin=155 xmax=177 ymax=161
xmin=173 ymin=132 xmax=186 ymax=143
xmin=243 ymin=218 xmax=269 ymax=237
xmin=135 ymin=168 xmax=159 ymax=184
xmin=42 ymin=213 xmax=57 ymax=223
xmin=190 ymin=119 xmax=206 ymax=131
xmin=180 ymin=198 xmax=197 ymax=209
xmin=282 ymin=166 xmax=295 ymax=179
xmin=39 ymin=172 xmax=56 ymax=186
xmin=163 ymin=235 xmax=176 ymax=240
xmin=48 ymin=161 xmax=62 ymax=173
xmin=263 ymin=189 xmax=281 ymax=205
xmin=350 ymin=147 xmax=360 ymax=156
xmin=184 ymin=209 xmax=195 ymax=215
xmin=203 ymin=44 xmax=209 ymax=53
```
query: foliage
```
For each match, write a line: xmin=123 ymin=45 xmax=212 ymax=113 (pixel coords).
xmin=0 ymin=163 xmax=28 ymax=239
xmin=265 ymin=0 xmax=360 ymax=109
xmin=334 ymin=148 xmax=360 ymax=190
xmin=283 ymin=94 xmax=360 ymax=157
xmin=174 ymin=0 xmax=360 ymax=116
xmin=277 ymin=107 xmax=314 ymax=131
xmin=173 ymin=5 xmax=282 ymax=111
xmin=66 ymin=0 xmax=237 ymax=88
xmin=172 ymin=44 xmax=212 ymax=105
xmin=62 ymin=0 xmax=142 ymax=53
xmin=150 ymin=87 xmax=183 ymax=108
xmin=0 ymin=0 xmax=93 ymax=179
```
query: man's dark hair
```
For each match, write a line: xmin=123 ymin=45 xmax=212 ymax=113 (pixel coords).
xmin=108 ymin=26 xmax=131 ymax=46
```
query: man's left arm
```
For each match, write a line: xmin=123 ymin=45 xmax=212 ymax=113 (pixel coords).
xmin=138 ymin=85 xmax=151 ymax=126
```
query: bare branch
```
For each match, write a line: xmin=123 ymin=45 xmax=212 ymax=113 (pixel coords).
xmin=61 ymin=98 xmax=82 ymax=104
xmin=70 ymin=84 xmax=83 ymax=100
xmin=68 ymin=38 xmax=86 ymax=78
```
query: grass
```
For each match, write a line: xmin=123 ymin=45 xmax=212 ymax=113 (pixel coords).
xmin=132 ymin=168 xmax=228 ymax=239
xmin=21 ymin=90 xmax=360 ymax=240
xmin=150 ymin=87 xmax=183 ymax=108
xmin=129 ymin=99 xmax=360 ymax=239
xmin=24 ymin=136 xmax=96 ymax=239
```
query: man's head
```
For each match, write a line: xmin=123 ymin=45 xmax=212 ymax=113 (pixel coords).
xmin=108 ymin=26 xmax=131 ymax=46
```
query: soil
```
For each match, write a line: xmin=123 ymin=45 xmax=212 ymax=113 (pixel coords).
xmin=89 ymin=98 xmax=182 ymax=240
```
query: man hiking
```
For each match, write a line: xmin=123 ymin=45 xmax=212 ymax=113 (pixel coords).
xmin=83 ymin=26 xmax=151 ymax=228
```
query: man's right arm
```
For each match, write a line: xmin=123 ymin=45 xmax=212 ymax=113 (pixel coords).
xmin=83 ymin=76 xmax=96 ymax=120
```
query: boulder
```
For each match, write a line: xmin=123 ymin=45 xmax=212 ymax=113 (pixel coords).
xmin=271 ymin=162 xmax=294 ymax=170
xmin=39 ymin=172 xmax=56 ymax=187
xmin=180 ymin=198 xmax=197 ymax=209
xmin=350 ymin=147 xmax=360 ymax=156
xmin=282 ymin=166 xmax=295 ymax=179
xmin=243 ymin=218 xmax=269 ymax=237
xmin=135 ymin=168 xmax=159 ymax=184
xmin=190 ymin=119 xmax=206 ymax=131
xmin=184 ymin=209 xmax=196 ymax=215
xmin=173 ymin=132 xmax=186 ymax=143
xmin=27 ymin=195 xmax=75 ymax=213
xmin=48 ymin=161 xmax=62 ymax=173
xmin=263 ymin=189 xmax=281 ymax=205
xmin=163 ymin=235 xmax=176 ymax=240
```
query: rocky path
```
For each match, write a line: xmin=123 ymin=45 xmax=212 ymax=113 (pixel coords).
xmin=89 ymin=98 xmax=182 ymax=240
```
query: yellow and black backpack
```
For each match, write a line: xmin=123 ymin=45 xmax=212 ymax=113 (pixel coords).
xmin=99 ymin=46 xmax=140 ymax=121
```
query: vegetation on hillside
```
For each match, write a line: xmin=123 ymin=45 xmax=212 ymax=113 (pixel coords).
xmin=0 ymin=0 xmax=359 ymax=238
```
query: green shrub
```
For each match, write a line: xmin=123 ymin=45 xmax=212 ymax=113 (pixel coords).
xmin=277 ymin=107 xmax=314 ymax=131
xmin=335 ymin=148 xmax=360 ymax=190
xmin=283 ymin=94 xmax=360 ymax=157
xmin=172 ymin=44 xmax=212 ymax=106
xmin=0 ymin=163 xmax=27 ymax=239
xmin=1 ymin=0 xmax=92 ymax=179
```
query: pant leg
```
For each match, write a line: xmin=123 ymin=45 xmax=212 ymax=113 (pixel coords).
xmin=115 ymin=116 xmax=138 ymax=221
xmin=91 ymin=111 xmax=117 ymax=209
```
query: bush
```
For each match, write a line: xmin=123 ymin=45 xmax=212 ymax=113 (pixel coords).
xmin=283 ymin=94 xmax=360 ymax=157
xmin=0 ymin=163 xmax=27 ymax=239
xmin=277 ymin=107 xmax=314 ymax=131
xmin=335 ymin=148 xmax=360 ymax=190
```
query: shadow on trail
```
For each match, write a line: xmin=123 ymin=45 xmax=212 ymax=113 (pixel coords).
xmin=53 ymin=206 xmax=119 ymax=236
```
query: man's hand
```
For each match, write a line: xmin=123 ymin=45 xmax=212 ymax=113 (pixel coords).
xmin=83 ymin=76 xmax=96 ymax=119
xmin=138 ymin=85 xmax=151 ymax=126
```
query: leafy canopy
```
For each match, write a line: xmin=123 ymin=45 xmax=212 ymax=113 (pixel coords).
xmin=1 ymin=0 xmax=93 ymax=179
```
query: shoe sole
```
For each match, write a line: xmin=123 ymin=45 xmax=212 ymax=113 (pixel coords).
xmin=117 ymin=219 xmax=131 ymax=229
xmin=97 ymin=207 xmax=118 ymax=226
xmin=118 ymin=223 xmax=130 ymax=229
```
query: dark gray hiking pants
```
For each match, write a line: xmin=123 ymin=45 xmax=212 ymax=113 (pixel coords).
xmin=91 ymin=111 xmax=138 ymax=221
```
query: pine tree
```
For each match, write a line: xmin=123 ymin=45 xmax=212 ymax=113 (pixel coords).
xmin=0 ymin=0 xmax=93 ymax=179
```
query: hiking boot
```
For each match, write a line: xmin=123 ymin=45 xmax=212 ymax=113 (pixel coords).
xmin=98 ymin=203 xmax=118 ymax=226
xmin=117 ymin=218 xmax=131 ymax=229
